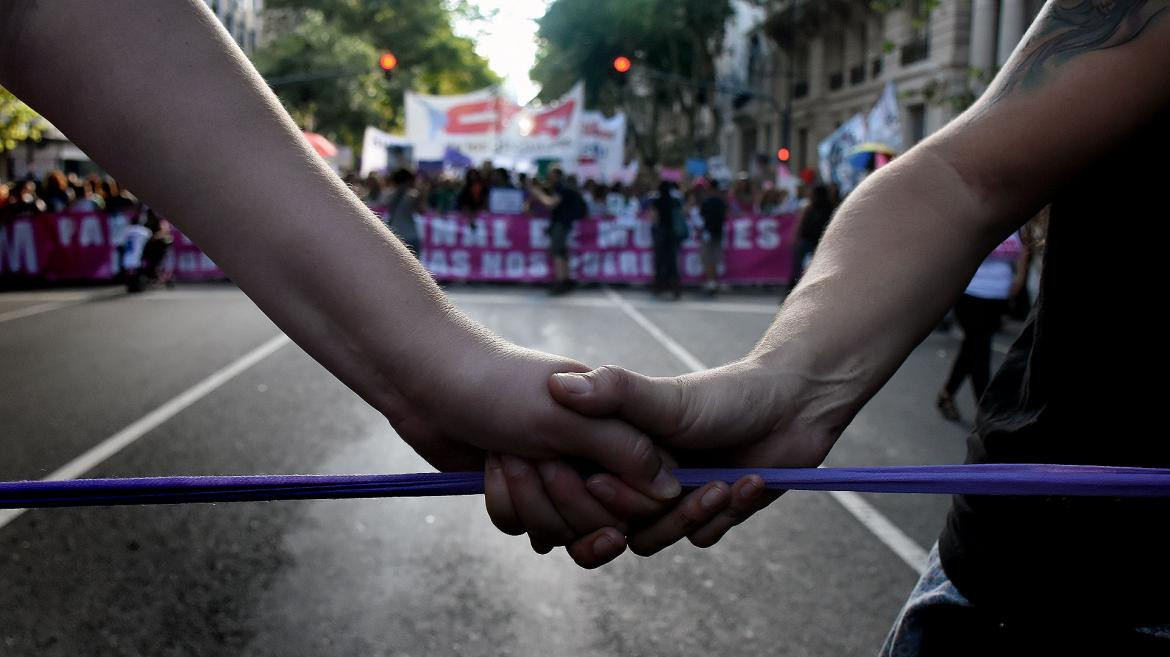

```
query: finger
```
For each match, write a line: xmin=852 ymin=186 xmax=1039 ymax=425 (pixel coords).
xmin=552 ymin=410 xmax=682 ymax=501
xmin=566 ymin=527 xmax=627 ymax=569
xmin=687 ymin=475 xmax=780 ymax=548
xmin=484 ymin=453 xmax=523 ymax=535
xmin=628 ymin=481 xmax=732 ymax=557
xmin=530 ymin=536 xmax=554 ymax=555
xmin=500 ymin=454 xmax=575 ymax=547
xmin=585 ymin=472 xmax=668 ymax=520
xmin=548 ymin=365 xmax=690 ymax=437
xmin=537 ymin=461 xmax=627 ymax=534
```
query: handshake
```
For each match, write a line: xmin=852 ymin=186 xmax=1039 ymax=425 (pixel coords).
xmin=392 ymin=342 xmax=847 ymax=569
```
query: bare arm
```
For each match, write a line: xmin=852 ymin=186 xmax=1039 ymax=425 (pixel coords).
xmin=752 ymin=0 xmax=1170 ymax=431
xmin=532 ymin=0 xmax=1170 ymax=563
xmin=0 ymin=1 xmax=677 ymax=502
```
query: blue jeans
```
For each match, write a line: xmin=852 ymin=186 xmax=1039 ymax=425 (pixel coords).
xmin=880 ymin=545 xmax=1170 ymax=656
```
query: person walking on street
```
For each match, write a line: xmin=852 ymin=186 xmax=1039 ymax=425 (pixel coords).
xmin=788 ymin=184 xmax=834 ymax=287
xmin=937 ymin=231 xmax=1029 ymax=421
xmin=650 ymin=180 xmax=684 ymax=299
xmin=383 ymin=168 xmax=422 ymax=258
xmin=698 ymin=181 xmax=728 ymax=296
xmin=527 ymin=168 xmax=586 ymax=295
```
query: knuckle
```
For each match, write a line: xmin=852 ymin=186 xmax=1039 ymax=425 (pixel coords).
xmin=687 ymin=531 xmax=721 ymax=549
xmin=595 ymin=365 xmax=631 ymax=397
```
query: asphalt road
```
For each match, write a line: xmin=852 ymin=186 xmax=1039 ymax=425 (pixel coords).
xmin=0 ymin=283 xmax=1005 ymax=656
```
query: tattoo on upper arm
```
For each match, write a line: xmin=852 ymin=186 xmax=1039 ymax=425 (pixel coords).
xmin=990 ymin=0 xmax=1170 ymax=101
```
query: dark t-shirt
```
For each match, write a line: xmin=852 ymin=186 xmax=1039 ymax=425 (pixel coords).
xmin=938 ymin=111 xmax=1170 ymax=627
xmin=550 ymin=182 xmax=586 ymax=226
xmin=798 ymin=203 xmax=833 ymax=242
xmin=699 ymin=195 xmax=728 ymax=240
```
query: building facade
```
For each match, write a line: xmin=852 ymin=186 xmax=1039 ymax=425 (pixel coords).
xmin=721 ymin=0 xmax=1044 ymax=178
xmin=204 ymin=0 xmax=264 ymax=55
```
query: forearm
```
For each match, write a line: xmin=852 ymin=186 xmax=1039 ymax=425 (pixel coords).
xmin=751 ymin=147 xmax=1018 ymax=428
xmin=0 ymin=1 xmax=493 ymax=417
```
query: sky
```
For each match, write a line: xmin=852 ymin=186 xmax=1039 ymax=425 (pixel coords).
xmin=453 ymin=0 xmax=549 ymax=104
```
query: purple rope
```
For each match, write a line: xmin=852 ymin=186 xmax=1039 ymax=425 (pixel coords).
xmin=1 ymin=464 xmax=1168 ymax=509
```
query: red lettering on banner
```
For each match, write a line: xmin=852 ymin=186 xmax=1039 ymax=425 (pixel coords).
xmin=446 ymin=101 xmax=497 ymax=135
xmin=531 ymin=101 xmax=575 ymax=138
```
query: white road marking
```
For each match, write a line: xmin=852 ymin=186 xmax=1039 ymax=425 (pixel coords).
xmin=602 ymin=286 xmax=929 ymax=575
xmin=0 ymin=288 xmax=122 ymax=324
xmin=0 ymin=333 xmax=292 ymax=531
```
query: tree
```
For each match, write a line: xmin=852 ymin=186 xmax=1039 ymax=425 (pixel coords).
xmin=532 ymin=0 xmax=735 ymax=164
xmin=1 ymin=86 xmax=46 ymax=153
xmin=256 ymin=0 xmax=498 ymax=149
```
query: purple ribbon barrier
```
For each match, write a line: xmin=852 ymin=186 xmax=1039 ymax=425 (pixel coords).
xmin=2 ymin=464 xmax=1169 ymax=509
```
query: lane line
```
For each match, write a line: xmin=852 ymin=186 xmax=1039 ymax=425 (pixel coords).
xmin=0 ymin=301 xmax=74 ymax=324
xmin=0 ymin=289 xmax=122 ymax=324
xmin=448 ymin=291 xmax=780 ymax=315
xmin=602 ymin=286 xmax=928 ymax=575
xmin=602 ymin=288 xmax=706 ymax=372
xmin=0 ymin=333 xmax=292 ymax=531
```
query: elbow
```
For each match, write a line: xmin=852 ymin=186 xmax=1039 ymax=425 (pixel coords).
xmin=913 ymin=141 xmax=1037 ymax=239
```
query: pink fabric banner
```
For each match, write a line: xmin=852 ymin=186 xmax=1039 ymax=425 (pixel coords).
xmin=4 ymin=210 xmax=796 ymax=285
xmin=414 ymin=212 xmax=796 ymax=284
xmin=1 ymin=211 xmax=223 ymax=282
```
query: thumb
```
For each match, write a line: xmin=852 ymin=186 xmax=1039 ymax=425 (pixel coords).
xmin=549 ymin=366 xmax=689 ymax=439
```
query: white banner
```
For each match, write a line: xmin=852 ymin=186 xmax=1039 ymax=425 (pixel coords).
xmin=360 ymin=126 xmax=414 ymax=176
xmin=576 ymin=111 xmax=626 ymax=182
xmin=496 ymin=82 xmax=584 ymax=164
xmin=405 ymin=84 xmax=586 ymax=166
xmin=405 ymin=87 xmax=518 ymax=162
xmin=866 ymin=81 xmax=903 ymax=152
xmin=817 ymin=113 xmax=867 ymax=193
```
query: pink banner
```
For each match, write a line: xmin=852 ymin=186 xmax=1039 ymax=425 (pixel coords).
xmin=414 ymin=212 xmax=796 ymax=284
xmin=1 ymin=211 xmax=222 ymax=282
xmin=4 ymin=210 xmax=796 ymax=285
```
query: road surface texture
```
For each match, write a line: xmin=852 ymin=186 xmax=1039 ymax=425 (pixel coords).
xmin=0 ymin=284 xmax=1012 ymax=656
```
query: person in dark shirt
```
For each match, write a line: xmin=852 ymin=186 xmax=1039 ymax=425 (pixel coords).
xmin=698 ymin=181 xmax=728 ymax=296
xmin=527 ymin=168 xmax=586 ymax=295
xmin=789 ymin=184 xmax=834 ymax=287
xmin=650 ymin=180 xmax=683 ymax=299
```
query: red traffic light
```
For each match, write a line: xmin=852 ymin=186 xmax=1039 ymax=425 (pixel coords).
xmin=777 ymin=147 xmax=791 ymax=162
xmin=612 ymin=56 xmax=632 ymax=74
xmin=379 ymin=52 xmax=398 ymax=71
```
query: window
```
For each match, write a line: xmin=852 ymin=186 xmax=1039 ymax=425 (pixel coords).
xmin=849 ymin=65 xmax=865 ymax=85
xmin=829 ymin=72 xmax=844 ymax=91
xmin=871 ymin=58 xmax=883 ymax=79
xmin=793 ymin=81 xmax=809 ymax=99
xmin=900 ymin=37 xmax=929 ymax=65
xmin=908 ymin=104 xmax=926 ymax=144
xmin=798 ymin=128 xmax=809 ymax=169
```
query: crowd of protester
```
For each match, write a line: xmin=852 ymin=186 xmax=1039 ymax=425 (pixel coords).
xmin=0 ymin=170 xmax=173 ymax=291
xmin=345 ymin=161 xmax=839 ymax=298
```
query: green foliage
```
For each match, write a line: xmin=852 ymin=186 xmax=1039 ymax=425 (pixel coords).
xmin=0 ymin=86 xmax=46 ymax=153
xmin=256 ymin=0 xmax=498 ymax=148
xmin=533 ymin=0 xmax=734 ymax=162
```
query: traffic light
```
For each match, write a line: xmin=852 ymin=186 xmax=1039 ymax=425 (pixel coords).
xmin=379 ymin=52 xmax=398 ymax=81
xmin=777 ymin=147 xmax=791 ymax=163
xmin=611 ymin=55 xmax=632 ymax=88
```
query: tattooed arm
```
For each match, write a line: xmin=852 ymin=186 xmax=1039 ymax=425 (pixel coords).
xmin=506 ymin=0 xmax=1170 ymax=565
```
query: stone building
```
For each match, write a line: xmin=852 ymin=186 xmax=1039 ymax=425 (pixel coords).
xmin=720 ymin=0 xmax=1045 ymax=177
